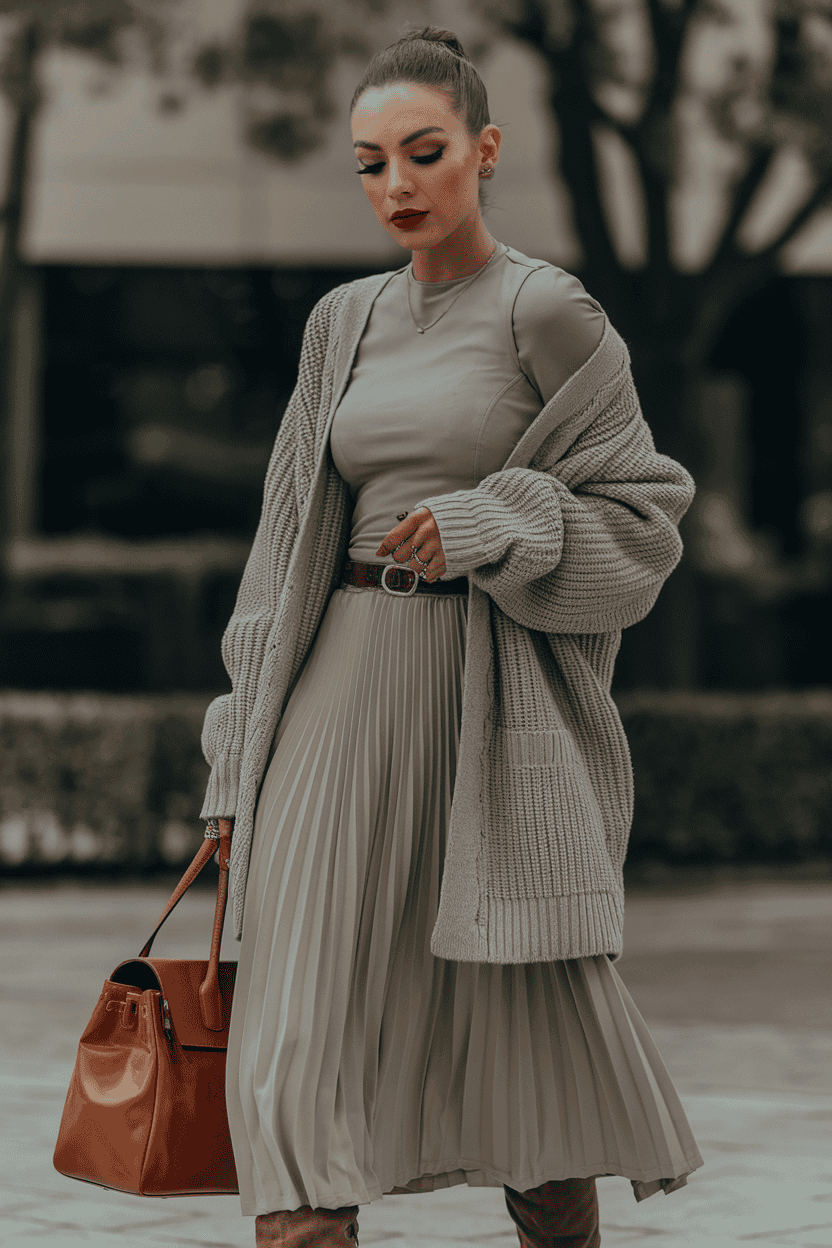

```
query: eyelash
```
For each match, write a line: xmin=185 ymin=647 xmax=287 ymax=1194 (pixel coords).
xmin=356 ymin=148 xmax=445 ymax=175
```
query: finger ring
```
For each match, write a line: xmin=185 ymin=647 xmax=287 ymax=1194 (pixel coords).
xmin=412 ymin=551 xmax=430 ymax=569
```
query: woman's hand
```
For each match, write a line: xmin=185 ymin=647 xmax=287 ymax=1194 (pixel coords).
xmin=376 ymin=507 xmax=447 ymax=582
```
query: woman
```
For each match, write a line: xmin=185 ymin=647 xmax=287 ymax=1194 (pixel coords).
xmin=200 ymin=26 xmax=704 ymax=1248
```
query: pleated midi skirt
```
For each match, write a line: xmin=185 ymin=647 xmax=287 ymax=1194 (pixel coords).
xmin=225 ymin=582 xmax=704 ymax=1217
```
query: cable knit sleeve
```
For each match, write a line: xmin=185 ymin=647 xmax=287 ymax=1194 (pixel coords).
xmin=199 ymin=288 xmax=340 ymax=818
xmin=412 ymin=335 xmax=696 ymax=635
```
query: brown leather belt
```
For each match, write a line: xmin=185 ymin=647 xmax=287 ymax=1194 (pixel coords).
xmin=342 ymin=559 xmax=468 ymax=597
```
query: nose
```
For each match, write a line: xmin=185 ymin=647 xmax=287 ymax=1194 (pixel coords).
xmin=386 ymin=156 xmax=415 ymax=195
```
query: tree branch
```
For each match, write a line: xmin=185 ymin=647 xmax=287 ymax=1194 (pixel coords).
xmin=627 ymin=127 xmax=671 ymax=273
xmin=553 ymin=94 xmax=623 ymax=282
xmin=625 ymin=0 xmax=700 ymax=277
xmin=492 ymin=0 xmax=624 ymax=294
xmin=550 ymin=2 xmax=625 ymax=292
xmin=693 ymin=166 xmax=832 ymax=363
xmin=490 ymin=0 xmax=564 ymax=63
xmin=642 ymin=0 xmax=695 ymax=118
xmin=705 ymin=143 xmax=779 ymax=276
xmin=750 ymin=169 xmax=832 ymax=265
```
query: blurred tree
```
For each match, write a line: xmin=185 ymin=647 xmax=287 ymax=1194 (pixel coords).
xmin=480 ymin=0 xmax=832 ymax=686
xmin=483 ymin=1 xmax=832 ymax=605
xmin=194 ymin=0 xmax=832 ymax=686
xmin=0 ymin=0 xmax=190 ymax=568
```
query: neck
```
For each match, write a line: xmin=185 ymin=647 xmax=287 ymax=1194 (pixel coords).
xmin=410 ymin=218 xmax=497 ymax=282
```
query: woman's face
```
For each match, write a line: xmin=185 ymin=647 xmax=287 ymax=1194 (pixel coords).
xmin=350 ymin=82 xmax=498 ymax=250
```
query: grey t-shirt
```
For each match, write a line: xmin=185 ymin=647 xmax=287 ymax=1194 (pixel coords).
xmin=330 ymin=241 xmax=605 ymax=567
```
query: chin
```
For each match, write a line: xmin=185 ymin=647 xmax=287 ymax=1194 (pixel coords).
xmin=383 ymin=222 xmax=440 ymax=249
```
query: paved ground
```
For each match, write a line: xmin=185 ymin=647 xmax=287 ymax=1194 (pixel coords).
xmin=1 ymin=873 xmax=831 ymax=1247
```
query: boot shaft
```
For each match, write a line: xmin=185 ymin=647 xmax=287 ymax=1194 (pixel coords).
xmin=255 ymin=1204 xmax=360 ymax=1247
xmin=503 ymin=1177 xmax=600 ymax=1248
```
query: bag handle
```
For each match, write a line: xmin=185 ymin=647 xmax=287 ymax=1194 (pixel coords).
xmin=139 ymin=817 xmax=233 ymax=1031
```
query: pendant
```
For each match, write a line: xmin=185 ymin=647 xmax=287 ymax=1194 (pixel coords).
xmin=417 ymin=327 xmax=425 ymax=334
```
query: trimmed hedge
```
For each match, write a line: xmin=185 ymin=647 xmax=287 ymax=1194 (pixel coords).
xmin=1 ymin=689 xmax=831 ymax=871
xmin=616 ymin=688 xmax=832 ymax=863
xmin=0 ymin=693 xmax=210 ymax=870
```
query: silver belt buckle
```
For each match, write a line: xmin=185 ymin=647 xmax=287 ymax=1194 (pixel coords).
xmin=381 ymin=564 xmax=419 ymax=596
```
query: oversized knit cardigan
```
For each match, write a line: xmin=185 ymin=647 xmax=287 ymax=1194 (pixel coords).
xmin=200 ymin=265 xmax=696 ymax=961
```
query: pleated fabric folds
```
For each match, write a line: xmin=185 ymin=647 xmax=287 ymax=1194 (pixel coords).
xmin=225 ymin=584 xmax=703 ymax=1216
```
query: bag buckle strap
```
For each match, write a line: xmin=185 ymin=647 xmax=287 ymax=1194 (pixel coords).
xmin=121 ymin=990 xmax=142 ymax=1029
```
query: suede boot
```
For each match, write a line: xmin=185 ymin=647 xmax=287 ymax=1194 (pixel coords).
xmin=255 ymin=1204 xmax=360 ymax=1247
xmin=503 ymin=1177 xmax=601 ymax=1248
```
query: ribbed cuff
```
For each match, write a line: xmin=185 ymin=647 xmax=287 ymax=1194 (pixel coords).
xmin=199 ymin=754 xmax=242 ymax=820
xmin=412 ymin=491 xmax=510 ymax=579
xmin=430 ymin=890 xmax=625 ymax=963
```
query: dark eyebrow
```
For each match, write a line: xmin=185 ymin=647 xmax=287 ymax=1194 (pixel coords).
xmin=353 ymin=126 xmax=447 ymax=151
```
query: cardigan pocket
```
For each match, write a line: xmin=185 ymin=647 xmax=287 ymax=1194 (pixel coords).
xmin=489 ymin=728 xmax=620 ymax=894
xmin=500 ymin=727 xmax=579 ymax=769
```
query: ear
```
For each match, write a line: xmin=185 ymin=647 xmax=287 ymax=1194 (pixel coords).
xmin=479 ymin=123 xmax=501 ymax=168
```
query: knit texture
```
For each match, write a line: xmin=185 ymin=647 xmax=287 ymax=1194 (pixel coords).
xmin=200 ymin=267 xmax=695 ymax=960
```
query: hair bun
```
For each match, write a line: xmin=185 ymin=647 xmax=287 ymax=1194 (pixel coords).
xmin=405 ymin=26 xmax=468 ymax=60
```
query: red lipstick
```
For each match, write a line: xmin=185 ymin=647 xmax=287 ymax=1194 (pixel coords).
xmin=391 ymin=211 xmax=429 ymax=230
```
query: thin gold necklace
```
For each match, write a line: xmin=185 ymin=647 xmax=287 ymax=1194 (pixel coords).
xmin=406 ymin=242 xmax=499 ymax=334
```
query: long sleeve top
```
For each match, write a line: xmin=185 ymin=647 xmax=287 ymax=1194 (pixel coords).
xmin=329 ymin=240 xmax=605 ymax=563
xmin=199 ymin=243 xmax=696 ymax=960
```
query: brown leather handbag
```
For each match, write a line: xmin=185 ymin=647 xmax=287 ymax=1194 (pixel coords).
xmin=53 ymin=818 xmax=239 ymax=1196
